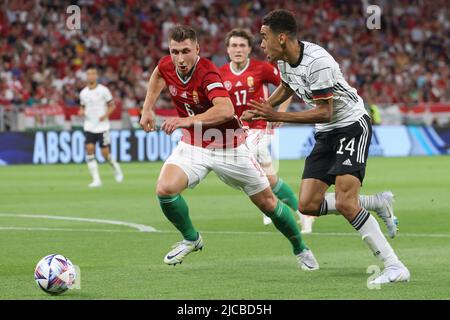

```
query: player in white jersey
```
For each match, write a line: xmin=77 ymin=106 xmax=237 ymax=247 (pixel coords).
xmin=79 ymin=66 xmax=123 ymax=188
xmin=246 ymin=9 xmax=409 ymax=285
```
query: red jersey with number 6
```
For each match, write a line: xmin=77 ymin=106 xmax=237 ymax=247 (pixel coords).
xmin=220 ymin=59 xmax=281 ymax=129
xmin=158 ymin=55 xmax=246 ymax=148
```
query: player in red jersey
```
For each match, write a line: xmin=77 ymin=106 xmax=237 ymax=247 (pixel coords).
xmin=140 ymin=25 xmax=318 ymax=269
xmin=220 ymin=28 xmax=315 ymax=232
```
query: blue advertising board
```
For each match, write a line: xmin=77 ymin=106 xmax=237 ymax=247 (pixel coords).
xmin=0 ymin=126 xmax=449 ymax=165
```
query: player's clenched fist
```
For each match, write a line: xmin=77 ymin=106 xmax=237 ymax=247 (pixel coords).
xmin=140 ymin=110 xmax=156 ymax=132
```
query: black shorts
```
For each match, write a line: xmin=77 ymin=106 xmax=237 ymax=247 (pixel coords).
xmin=84 ymin=131 xmax=111 ymax=148
xmin=302 ymin=115 xmax=372 ymax=185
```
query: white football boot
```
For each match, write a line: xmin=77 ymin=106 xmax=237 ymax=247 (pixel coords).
xmin=164 ymin=234 xmax=204 ymax=265
xmin=88 ymin=179 xmax=102 ymax=188
xmin=263 ymin=214 xmax=272 ymax=225
xmin=114 ymin=169 xmax=124 ymax=183
xmin=299 ymin=212 xmax=315 ymax=234
xmin=374 ymin=191 xmax=398 ymax=238
xmin=369 ymin=262 xmax=410 ymax=285
xmin=296 ymin=249 xmax=319 ymax=271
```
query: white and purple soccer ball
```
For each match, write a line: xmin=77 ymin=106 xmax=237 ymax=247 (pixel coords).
xmin=34 ymin=254 xmax=76 ymax=295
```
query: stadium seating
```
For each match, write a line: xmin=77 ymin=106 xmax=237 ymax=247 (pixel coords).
xmin=0 ymin=0 xmax=448 ymax=118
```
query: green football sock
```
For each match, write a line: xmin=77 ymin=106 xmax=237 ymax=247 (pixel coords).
xmin=272 ymin=178 xmax=299 ymax=212
xmin=268 ymin=201 xmax=308 ymax=255
xmin=157 ymin=194 xmax=198 ymax=241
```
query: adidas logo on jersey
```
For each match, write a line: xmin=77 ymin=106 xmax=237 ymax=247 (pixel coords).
xmin=180 ymin=91 xmax=187 ymax=98
xmin=342 ymin=159 xmax=352 ymax=166
xmin=235 ymin=81 xmax=243 ymax=87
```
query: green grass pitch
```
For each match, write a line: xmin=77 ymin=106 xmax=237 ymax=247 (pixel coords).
xmin=0 ymin=156 xmax=449 ymax=299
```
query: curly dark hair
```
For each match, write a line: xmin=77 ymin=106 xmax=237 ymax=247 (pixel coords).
xmin=262 ymin=9 xmax=297 ymax=39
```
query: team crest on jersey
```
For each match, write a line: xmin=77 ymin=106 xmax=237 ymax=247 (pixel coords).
xmin=169 ymin=85 xmax=177 ymax=96
xmin=300 ymin=74 xmax=307 ymax=84
xmin=247 ymin=76 xmax=255 ymax=92
xmin=224 ymin=81 xmax=232 ymax=91
xmin=192 ymin=90 xmax=199 ymax=104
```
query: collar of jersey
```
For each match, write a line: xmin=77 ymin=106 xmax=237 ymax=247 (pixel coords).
xmin=288 ymin=41 xmax=305 ymax=68
xmin=230 ymin=58 xmax=250 ymax=76
xmin=176 ymin=56 xmax=200 ymax=84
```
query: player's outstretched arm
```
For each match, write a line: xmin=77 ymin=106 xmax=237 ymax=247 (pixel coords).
xmin=191 ymin=96 xmax=234 ymax=126
xmin=270 ymin=95 xmax=293 ymax=128
xmin=160 ymin=97 xmax=234 ymax=135
xmin=242 ymin=84 xmax=294 ymax=123
xmin=277 ymin=96 xmax=293 ymax=113
xmin=140 ymin=66 xmax=166 ymax=132
xmin=249 ymin=97 xmax=333 ymax=124
xmin=267 ymin=83 xmax=295 ymax=108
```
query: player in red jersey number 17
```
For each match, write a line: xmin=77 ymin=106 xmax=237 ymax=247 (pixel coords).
xmin=220 ymin=28 xmax=315 ymax=232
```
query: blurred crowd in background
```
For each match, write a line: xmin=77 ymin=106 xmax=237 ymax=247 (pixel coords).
xmin=0 ymin=0 xmax=449 ymax=112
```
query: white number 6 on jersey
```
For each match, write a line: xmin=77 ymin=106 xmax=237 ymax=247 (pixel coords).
xmin=184 ymin=103 xmax=195 ymax=117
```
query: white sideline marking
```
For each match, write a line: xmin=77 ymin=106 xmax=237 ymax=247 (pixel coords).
xmin=0 ymin=227 xmax=139 ymax=233
xmin=0 ymin=214 xmax=448 ymax=238
xmin=0 ymin=227 xmax=448 ymax=238
xmin=185 ymin=230 xmax=450 ymax=238
xmin=0 ymin=213 xmax=158 ymax=232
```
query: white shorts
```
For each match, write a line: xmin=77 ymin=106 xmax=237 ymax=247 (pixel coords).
xmin=164 ymin=141 xmax=269 ymax=196
xmin=246 ymin=129 xmax=273 ymax=165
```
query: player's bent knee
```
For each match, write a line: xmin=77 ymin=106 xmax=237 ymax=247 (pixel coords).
xmin=101 ymin=148 xmax=110 ymax=158
xmin=266 ymin=174 xmax=278 ymax=188
xmin=251 ymin=190 xmax=277 ymax=214
xmin=156 ymin=183 xmax=180 ymax=197
xmin=85 ymin=145 xmax=95 ymax=155
xmin=259 ymin=199 xmax=277 ymax=215
xmin=335 ymin=199 xmax=358 ymax=217
xmin=298 ymin=200 xmax=321 ymax=216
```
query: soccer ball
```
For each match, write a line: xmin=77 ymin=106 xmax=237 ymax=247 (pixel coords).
xmin=34 ymin=254 xmax=76 ymax=295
